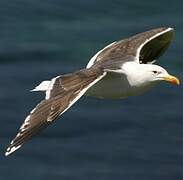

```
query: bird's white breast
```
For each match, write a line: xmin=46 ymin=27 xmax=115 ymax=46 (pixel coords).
xmin=86 ymin=72 xmax=155 ymax=99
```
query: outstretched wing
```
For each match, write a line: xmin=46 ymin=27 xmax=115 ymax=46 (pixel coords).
xmin=87 ymin=27 xmax=174 ymax=68
xmin=5 ymin=68 xmax=106 ymax=156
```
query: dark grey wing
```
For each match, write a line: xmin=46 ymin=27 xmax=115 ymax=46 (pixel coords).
xmin=135 ymin=27 xmax=174 ymax=63
xmin=87 ymin=27 xmax=174 ymax=68
xmin=5 ymin=68 xmax=106 ymax=156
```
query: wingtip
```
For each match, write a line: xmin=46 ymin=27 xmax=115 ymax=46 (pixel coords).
xmin=167 ymin=27 xmax=175 ymax=32
xmin=5 ymin=151 xmax=10 ymax=156
xmin=5 ymin=145 xmax=21 ymax=157
xmin=156 ymin=27 xmax=174 ymax=34
xmin=5 ymin=147 xmax=12 ymax=156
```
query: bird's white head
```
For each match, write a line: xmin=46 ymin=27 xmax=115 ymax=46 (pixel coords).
xmin=122 ymin=62 xmax=180 ymax=87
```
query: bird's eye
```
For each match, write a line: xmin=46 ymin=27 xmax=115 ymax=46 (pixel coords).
xmin=152 ymin=70 xmax=158 ymax=74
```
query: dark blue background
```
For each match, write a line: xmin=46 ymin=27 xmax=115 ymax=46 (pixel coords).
xmin=1 ymin=0 xmax=183 ymax=179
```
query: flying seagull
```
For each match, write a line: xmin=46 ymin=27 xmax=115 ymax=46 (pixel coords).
xmin=5 ymin=27 xmax=180 ymax=156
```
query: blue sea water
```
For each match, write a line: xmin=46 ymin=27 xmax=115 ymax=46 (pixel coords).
xmin=1 ymin=0 xmax=183 ymax=179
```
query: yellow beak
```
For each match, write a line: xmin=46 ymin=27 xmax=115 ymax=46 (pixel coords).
xmin=163 ymin=75 xmax=180 ymax=85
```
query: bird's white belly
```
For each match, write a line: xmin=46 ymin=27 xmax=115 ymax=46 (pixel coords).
xmin=86 ymin=72 xmax=154 ymax=99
